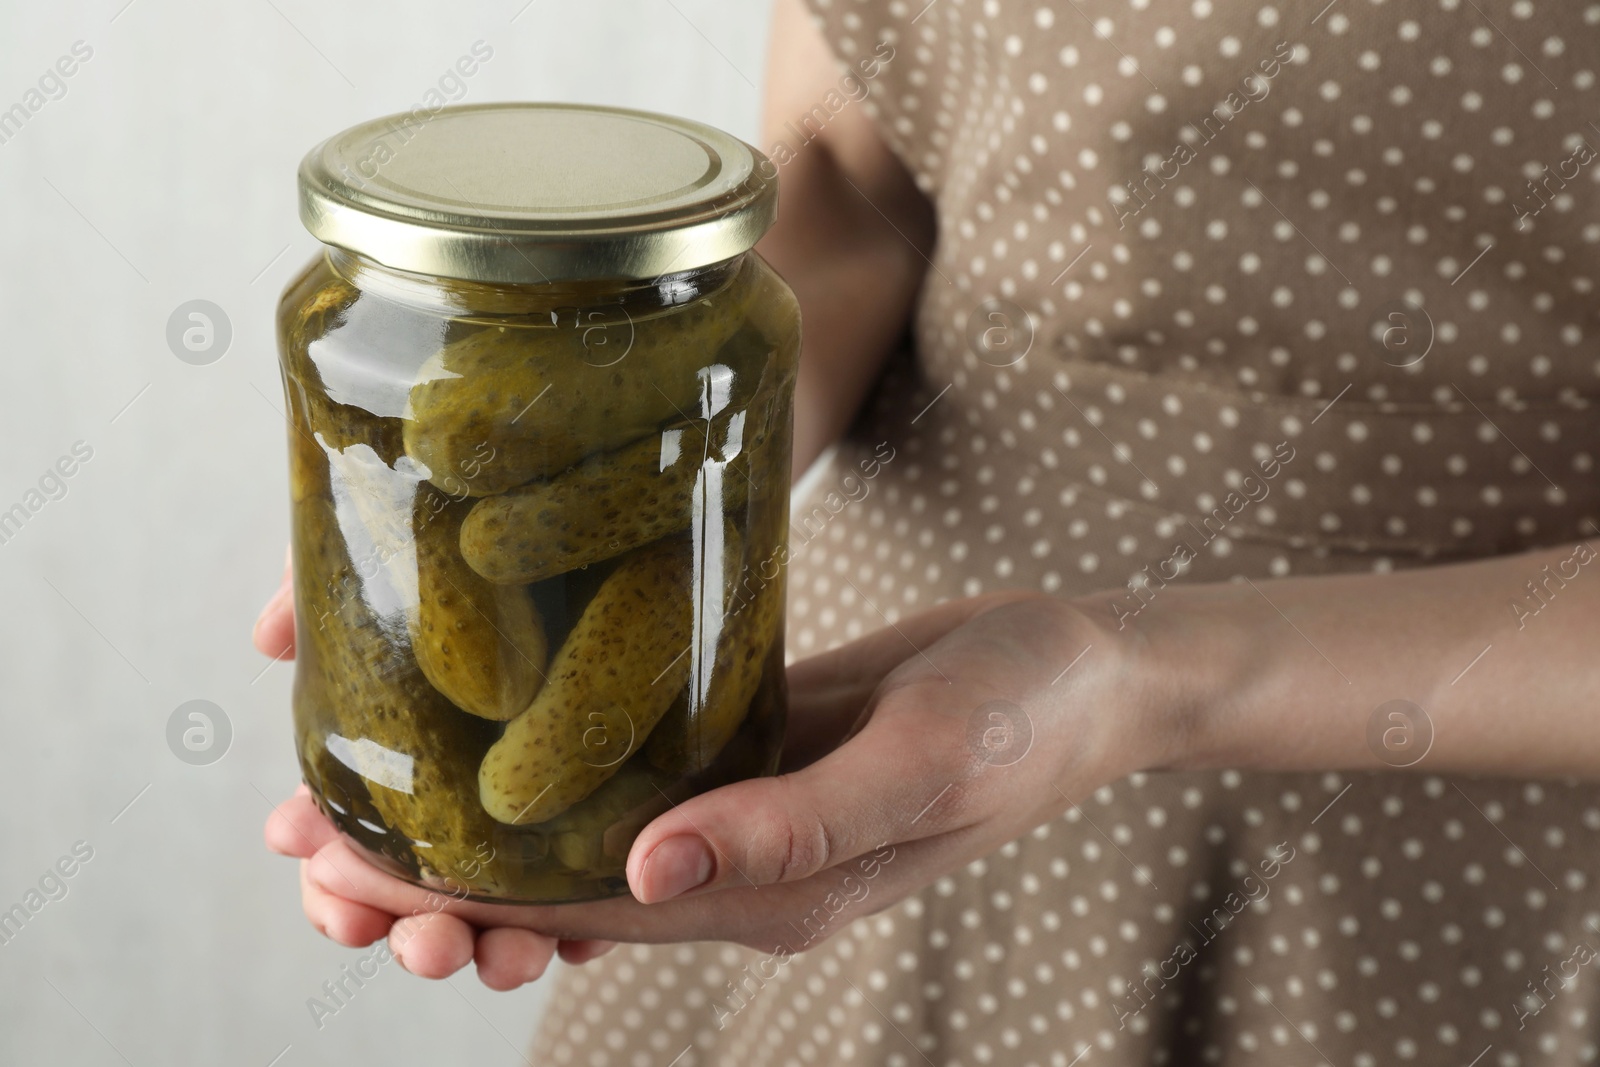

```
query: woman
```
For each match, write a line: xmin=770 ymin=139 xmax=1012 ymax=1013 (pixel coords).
xmin=256 ymin=0 xmax=1600 ymax=1061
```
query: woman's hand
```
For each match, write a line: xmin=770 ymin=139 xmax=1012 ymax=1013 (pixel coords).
xmin=265 ymin=784 xmax=619 ymax=988
xmin=254 ymin=564 xmax=619 ymax=989
xmin=255 ymin=570 xmax=1181 ymax=989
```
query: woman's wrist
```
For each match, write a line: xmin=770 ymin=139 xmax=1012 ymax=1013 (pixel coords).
xmin=1023 ymin=532 xmax=1600 ymax=794
xmin=1074 ymin=577 xmax=1328 ymax=778
xmin=1045 ymin=588 xmax=1231 ymax=781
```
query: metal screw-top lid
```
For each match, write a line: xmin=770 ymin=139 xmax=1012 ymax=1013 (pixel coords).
xmin=298 ymin=102 xmax=777 ymax=284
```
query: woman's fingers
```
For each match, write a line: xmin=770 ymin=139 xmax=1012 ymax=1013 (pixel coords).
xmin=307 ymin=837 xmax=477 ymax=917
xmin=781 ymin=590 xmax=1035 ymax=769
xmin=296 ymin=833 xmax=564 ymax=988
xmin=626 ymin=677 xmax=976 ymax=904
xmin=304 ymin=835 xmax=709 ymax=943
xmin=628 ymin=595 xmax=1059 ymax=904
xmin=303 ymin=837 xmax=556 ymax=930
xmin=253 ymin=548 xmax=296 ymax=660
xmin=265 ymin=786 xmax=338 ymax=859
xmin=556 ymin=939 xmax=618 ymax=966
xmin=390 ymin=911 xmax=477 ymax=980
xmin=474 ymin=928 xmax=559 ymax=990
xmin=300 ymin=861 xmax=392 ymax=948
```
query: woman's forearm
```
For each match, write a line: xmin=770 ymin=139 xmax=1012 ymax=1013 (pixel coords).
xmin=775 ymin=213 xmax=928 ymax=478
xmin=758 ymin=0 xmax=935 ymax=479
xmin=1119 ymin=539 xmax=1600 ymax=778
xmin=755 ymin=128 xmax=934 ymax=480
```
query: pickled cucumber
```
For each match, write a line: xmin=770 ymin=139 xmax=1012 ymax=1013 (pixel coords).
xmin=278 ymin=268 xmax=408 ymax=463
xmin=640 ymin=345 xmax=794 ymax=774
xmin=402 ymin=259 xmax=767 ymax=496
xmin=290 ymin=402 xmax=516 ymax=894
xmin=409 ymin=493 xmax=548 ymax=720
xmin=645 ymin=569 xmax=783 ymax=776
xmin=640 ymin=344 xmax=794 ymax=774
xmin=458 ymin=384 xmax=772 ymax=585
xmin=479 ymin=524 xmax=741 ymax=825
xmin=542 ymin=757 xmax=685 ymax=873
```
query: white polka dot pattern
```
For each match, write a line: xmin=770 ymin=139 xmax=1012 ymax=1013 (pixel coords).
xmin=533 ymin=1 xmax=1600 ymax=1063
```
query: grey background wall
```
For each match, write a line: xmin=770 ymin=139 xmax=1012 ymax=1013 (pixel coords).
xmin=0 ymin=3 xmax=770 ymax=1064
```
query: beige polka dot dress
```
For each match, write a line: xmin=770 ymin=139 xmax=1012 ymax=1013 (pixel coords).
xmin=533 ymin=1 xmax=1600 ymax=1063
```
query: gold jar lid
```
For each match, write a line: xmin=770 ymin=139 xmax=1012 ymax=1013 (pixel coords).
xmin=298 ymin=102 xmax=777 ymax=284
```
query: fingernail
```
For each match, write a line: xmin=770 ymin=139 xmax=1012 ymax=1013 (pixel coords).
xmin=639 ymin=835 xmax=714 ymax=903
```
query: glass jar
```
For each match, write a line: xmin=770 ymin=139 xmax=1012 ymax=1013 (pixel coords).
xmin=275 ymin=103 xmax=799 ymax=903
